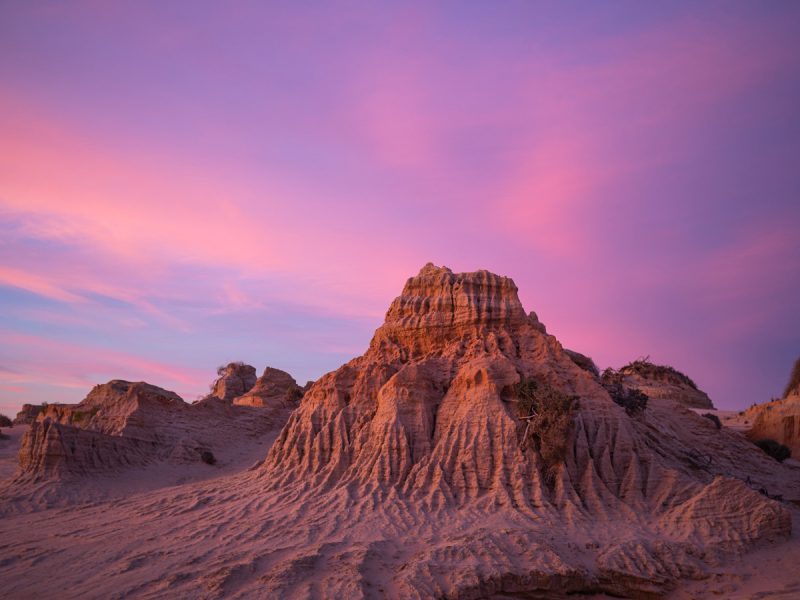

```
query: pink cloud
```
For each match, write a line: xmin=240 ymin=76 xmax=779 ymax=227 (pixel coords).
xmin=0 ymin=329 xmax=210 ymax=398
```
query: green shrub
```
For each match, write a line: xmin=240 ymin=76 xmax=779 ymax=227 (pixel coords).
xmin=514 ymin=377 xmax=578 ymax=486
xmin=755 ymin=439 xmax=791 ymax=463
xmin=702 ymin=413 xmax=722 ymax=429
xmin=600 ymin=370 xmax=649 ymax=416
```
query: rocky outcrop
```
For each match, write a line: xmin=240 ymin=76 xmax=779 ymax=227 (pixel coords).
xmin=208 ymin=362 xmax=257 ymax=402
xmin=746 ymin=394 xmax=800 ymax=459
xmin=255 ymin=264 xmax=791 ymax=598
xmin=603 ymin=359 xmax=714 ymax=409
xmin=13 ymin=404 xmax=44 ymax=425
xmin=564 ymin=348 xmax=599 ymax=377
xmin=233 ymin=367 xmax=303 ymax=408
xmin=14 ymin=378 xmax=293 ymax=483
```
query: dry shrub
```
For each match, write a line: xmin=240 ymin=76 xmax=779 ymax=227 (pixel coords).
xmin=784 ymin=357 xmax=800 ymax=398
xmin=702 ymin=412 xmax=722 ymax=429
xmin=0 ymin=413 xmax=12 ymax=428
xmin=600 ymin=369 xmax=649 ymax=416
xmin=619 ymin=357 xmax=698 ymax=390
xmin=564 ymin=349 xmax=599 ymax=377
xmin=514 ymin=378 xmax=578 ymax=486
xmin=284 ymin=386 xmax=304 ymax=403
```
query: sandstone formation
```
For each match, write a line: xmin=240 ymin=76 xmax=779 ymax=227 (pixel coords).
xmin=1 ymin=264 xmax=797 ymax=600
xmin=252 ymin=264 xmax=792 ymax=597
xmin=12 ymin=403 xmax=44 ymax=425
xmin=12 ymin=377 xmax=293 ymax=485
xmin=603 ymin=358 xmax=714 ymax=409
xmin=234 ymin=366 xmax=304 ymax=408
xmin=208 ymin=362 xmax=258 ymax=401
xmin=746 ymin=394 xmax=800 ymax=459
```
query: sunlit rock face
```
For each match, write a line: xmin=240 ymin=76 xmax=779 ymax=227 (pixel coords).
xmin=746 ymin=394 xmax=800 ymax=458
xmin=255 ymin=264 xmax=793 ymax=598
xmin=234 ymin=367 xmax=304 ymax=408
xmin=15 ymin=377 xmax=293 ymax=483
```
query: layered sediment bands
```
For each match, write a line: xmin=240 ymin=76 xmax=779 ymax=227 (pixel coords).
xmin=18 ymin=418 xmax=158 ymax=479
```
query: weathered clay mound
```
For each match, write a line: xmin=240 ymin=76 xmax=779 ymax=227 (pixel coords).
xmin=603 ymin=358 xmax=714 ymax=409
xmin=253 ymin=264 xmax=794 ymax=597
xmin=13 ymin=377 xmax=293 ymax=485
xmin=234 ymin=366 xmax=304 ymax=408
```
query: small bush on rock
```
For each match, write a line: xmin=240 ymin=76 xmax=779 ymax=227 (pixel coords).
xmin=0 ymin=413 xmax=12 ymax=427
xmin=619 ymin=357 xmax=698 ymax=390
xmin=755 ymin=439 xmax=791 ymax=463
xmin=514 ymin=378 xmax=578 ymax=485
xmin=600 ymin=368 xmax=649 ymax=416
xmin=284 ymin=387 xmax=304 ymax=403
xmin=783 ymin=357 xmax=800 ymax=398
xmin=200 ymin=450 xmax=217 ymax=465
xmin=702 ymin=413 xmax=722 ymax=429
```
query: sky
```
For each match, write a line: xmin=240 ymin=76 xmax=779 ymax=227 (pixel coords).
xmin=1 ymin=1 xmax=799 ymax=416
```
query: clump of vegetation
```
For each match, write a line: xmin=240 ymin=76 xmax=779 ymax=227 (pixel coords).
xmin=284 ymin=386 xmax=304 ymax=403
xmin=702 ymin=412 xmax=722 ymax=429
xmin=200 ymin=450 xmax=216 ymax=465
xmin=600 ymin=369 xmax=649 ymax=416
xmin=0 ymin=413 xmax=12 ymax=428
xmin=564 ymin=349 xmax=599 ymax=377
xmin=754 ymin=439 xmax=791 ymax=463
xmin=514 ymin=377 xmax=578 ymax=485
xmin=216 ymin=361 xmax=246 ymax=376
xmin=783 ymin=357 xmax=800 ymax=398
xmin=619 ymin=356 xmax=698 ymax=390
xmin=71 ymin=406 xmax=99 ymax=424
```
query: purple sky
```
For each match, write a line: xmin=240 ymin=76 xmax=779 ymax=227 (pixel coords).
xmin=1 ymin=1 xmax=799 ymax=415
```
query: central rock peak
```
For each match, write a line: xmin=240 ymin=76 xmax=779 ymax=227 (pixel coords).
xmin=369 ymin=263 xmax=530 ymax=357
